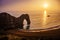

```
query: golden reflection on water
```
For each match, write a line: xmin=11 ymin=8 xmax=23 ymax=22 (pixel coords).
xmin=43 ymin=10 xmax=47 ymax=27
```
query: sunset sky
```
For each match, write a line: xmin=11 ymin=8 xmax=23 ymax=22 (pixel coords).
xmin=0 ymin=0 xmax=59 ymax=11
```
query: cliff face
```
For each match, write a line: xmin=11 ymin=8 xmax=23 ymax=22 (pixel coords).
xmin=0 ymin=12 xmax=31 ymax=31
xmin=0 ymin=12 xmax=16 ymax=31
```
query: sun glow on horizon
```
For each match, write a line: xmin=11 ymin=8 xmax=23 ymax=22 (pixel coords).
xmin=43 ymin=3 xmax=48 ymax=8
xmin=43 ymin=2 xmax=48 ymax=27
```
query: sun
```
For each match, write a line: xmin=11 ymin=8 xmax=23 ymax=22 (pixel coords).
xmin=43 ymin=3 xmax=48 ymax=8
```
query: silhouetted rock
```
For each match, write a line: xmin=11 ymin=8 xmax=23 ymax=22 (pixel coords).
xmin=0 ymin=12 xmax=16 ymax=31
xmin=17 ymin=14 xmax=31 ymax=29
xmin=0 ymin=12 xmax=31 ymax=31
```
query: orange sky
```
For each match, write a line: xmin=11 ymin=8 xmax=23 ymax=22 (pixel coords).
xmin=0 ymin=0 xmax=59 ymax=12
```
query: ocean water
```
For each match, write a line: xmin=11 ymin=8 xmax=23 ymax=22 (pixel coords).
xmin=28 ymin=11 xmax=60 ymax=29
xmin=0 ymin=10 xmax=60 ymax=29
